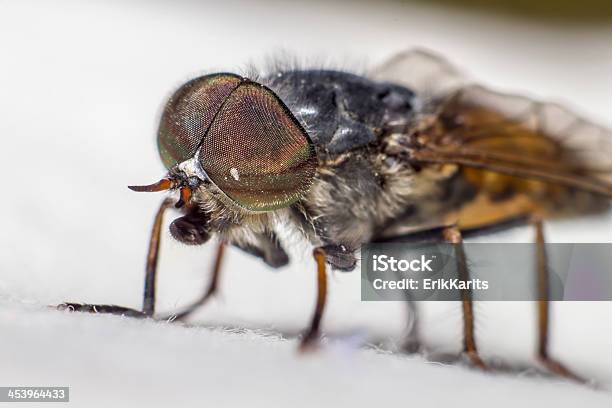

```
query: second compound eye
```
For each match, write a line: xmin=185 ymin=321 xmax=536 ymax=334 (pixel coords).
xmin=157 ymin=73 xmax=242 ymax=169
xmin=198 ymin=82 xmax=317 ymax=212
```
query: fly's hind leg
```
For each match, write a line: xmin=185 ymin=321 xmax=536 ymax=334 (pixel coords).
xmin=58 ymin=198 xmax=174 ymax=318
xmin=401 ymin=297 xmax=422 ymax=354
xmin=532 ymin=219 xmax=584 ymax=382
xmin=443 ymin=226 xmax=487 ymax=370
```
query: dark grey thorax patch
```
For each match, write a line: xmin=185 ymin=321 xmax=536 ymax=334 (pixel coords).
xmin=265 ymin=70 xmax=416 ymax=155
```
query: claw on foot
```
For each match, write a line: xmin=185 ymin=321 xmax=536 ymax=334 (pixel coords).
xmin=56 ymin=303 xmax=147 ymax=318
xmin=402 ymin=338 xmax=423 ymax=355
xmin=298 ymin=331 xmax=321 ymax=353
xmin=539 ymin=355 xmax=585 ymax=383
xmin=57 ymin=302 xmax=89 ymax=312
xmin=464 ymin=350 xmax=488 ymax=370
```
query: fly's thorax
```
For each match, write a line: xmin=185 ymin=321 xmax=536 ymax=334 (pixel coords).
xmin=263 ymin=69 xmax=418 ymax=157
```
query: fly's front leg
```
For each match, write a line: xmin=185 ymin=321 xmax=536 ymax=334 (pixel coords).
xmin=533 ymin=219 xmax=583 ymax=382
xmin=442 ymin=226 xmax=486 ymax=369
xmin=58 ymin=198 xmax=173 ymax=318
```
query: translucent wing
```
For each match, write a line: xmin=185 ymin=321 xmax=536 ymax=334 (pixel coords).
xmin=370 ymin=49 xmax=470 ymax=102
xmin=371 ymin=49 xmax=612 ymax=196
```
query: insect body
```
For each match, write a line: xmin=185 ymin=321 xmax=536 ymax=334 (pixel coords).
xmin=61 ymin=50 xmax=612 ymax=381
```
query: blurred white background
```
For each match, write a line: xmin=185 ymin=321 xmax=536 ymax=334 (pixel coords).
xmin=1 ymin=0 xmax=612 ymax=406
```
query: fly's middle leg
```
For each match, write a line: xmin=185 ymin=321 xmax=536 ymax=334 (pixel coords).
xmin=299 ymin=247 xmax=329 ymax=351
xmin=158 ymin=242 xmax=224 ymax=322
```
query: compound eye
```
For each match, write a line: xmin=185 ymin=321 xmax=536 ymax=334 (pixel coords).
xmin=198 ymin=82 xmax=317 ymax=211
xmin=157 ymin=74 xmax=242 ymax=169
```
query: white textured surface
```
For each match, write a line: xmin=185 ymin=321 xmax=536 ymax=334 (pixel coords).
xmin=1 ymin=0 xmax=612 ymax=406
xmin=2 ymin=304 xmax=612 ymax=408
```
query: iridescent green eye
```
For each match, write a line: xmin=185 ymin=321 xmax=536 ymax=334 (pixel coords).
xmin=198 ymin=82 xmax=317 ymax=211
xmin=157 ymin=73 xmax=316 ymax=211
xmin=157 ymin=73 xmax=242 ymax=169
